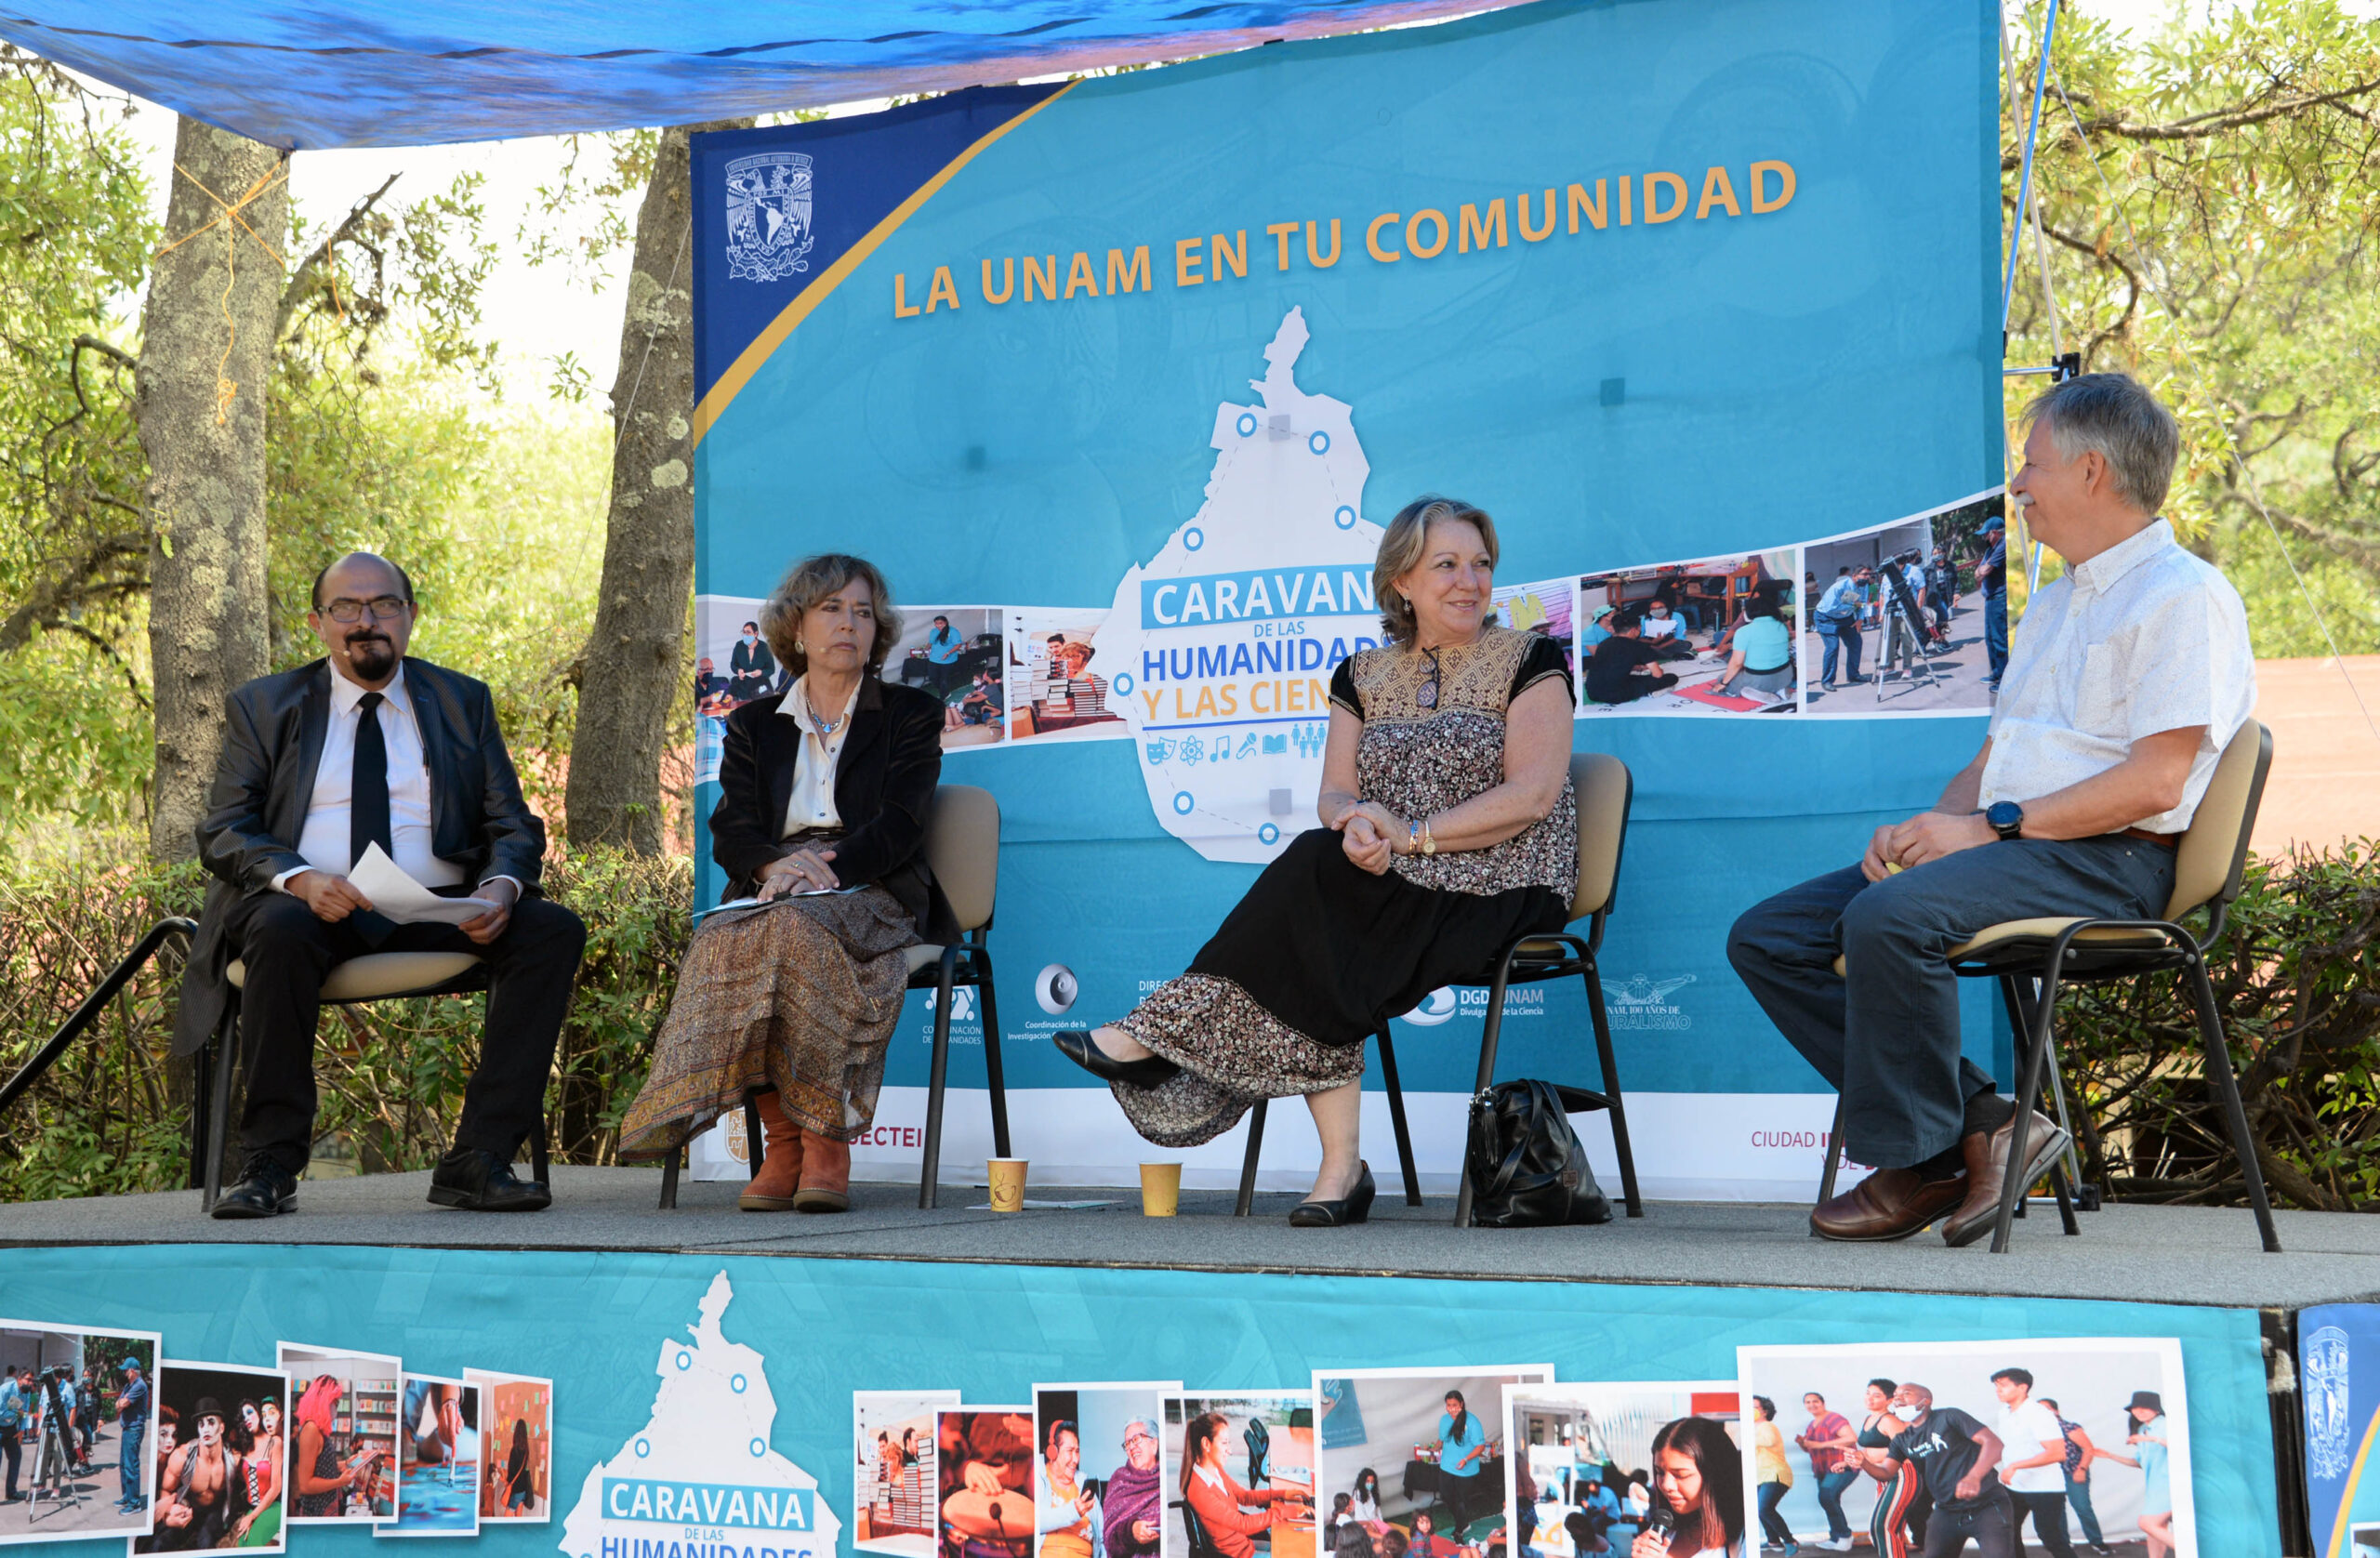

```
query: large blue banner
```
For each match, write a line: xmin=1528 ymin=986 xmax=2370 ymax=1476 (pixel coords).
xmin=687 ymin=0 xmax=2007 ymax=1197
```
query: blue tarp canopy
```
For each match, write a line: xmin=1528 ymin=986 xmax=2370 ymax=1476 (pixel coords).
xmin=7 ymin=0 xmax=1521 ymax=149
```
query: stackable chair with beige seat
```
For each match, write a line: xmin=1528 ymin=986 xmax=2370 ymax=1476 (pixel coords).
xmin=1817 ymin=718 xmax=2281 ymax=1255
xmin=193 ymin=950 xmax=545 ymax=1211
xmin=654 ymin=783 xmax=1011 ymax=1211
xmin=1231 ymin=750 xmax=1645 ymax=1227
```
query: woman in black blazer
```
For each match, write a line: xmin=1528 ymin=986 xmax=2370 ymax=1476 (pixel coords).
xmin=621 ymin=553 xmax=956 ymax=1212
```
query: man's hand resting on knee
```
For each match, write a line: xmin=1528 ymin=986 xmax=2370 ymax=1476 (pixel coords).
xmin=458 ymin=878 xmax=518 ymax=944
xmin=1861 ymin=811 xmax=1993 ymax=881
xmin=286 ymin=869 xmax=376 ymax=922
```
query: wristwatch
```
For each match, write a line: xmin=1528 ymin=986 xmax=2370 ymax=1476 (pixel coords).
xmin=1984 ymin=800 xmax=2025 ymax=842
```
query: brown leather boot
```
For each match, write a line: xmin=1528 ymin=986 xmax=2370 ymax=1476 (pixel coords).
xmin=1809 ymin=1167 xmax=1968 ymax=1241
xmin=1940 ymin=1112 xmax=2069 ymax=1248
xmin=794 ymin=1129 xmax=852 ymax=1213
xmin=738 ymin=1092 xmax=802 ymax=1211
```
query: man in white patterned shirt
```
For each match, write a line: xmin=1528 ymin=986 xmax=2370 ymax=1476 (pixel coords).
xmin=1729 ymin=374 xmax=2255 ymax=1246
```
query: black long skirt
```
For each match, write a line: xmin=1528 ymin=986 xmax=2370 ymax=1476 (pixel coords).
xmin=1111 ymin=828 xmax=1567 ymax=1146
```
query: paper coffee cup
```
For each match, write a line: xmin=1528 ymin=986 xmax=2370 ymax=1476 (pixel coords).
xmin=1140 ymin=1162 xmax=1183 ymax=1217
xmin=987 ymin=1157 xmax=1029 ymax=1212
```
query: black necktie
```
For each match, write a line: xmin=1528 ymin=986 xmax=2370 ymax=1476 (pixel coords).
xmin=350 ymin=691 xmax=394 ymax=868
xmin=349 ymin=693 xmax=397 ymax=946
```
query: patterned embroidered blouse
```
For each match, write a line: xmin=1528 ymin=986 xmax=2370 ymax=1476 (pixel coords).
xmin=1328 ymin=627 xmax=1578 ymax=897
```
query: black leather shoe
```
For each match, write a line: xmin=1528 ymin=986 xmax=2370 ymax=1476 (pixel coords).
xmin=1289 ymin=1161 xmax=1376 ymax=1228
xmin=210 ymin=1158 xmax=298 ymax=1220
xmin=427 ymin=1149 xmax=552 ymax=1212
xmin=1053 ymin=1029 xmax=1178 ymax=1089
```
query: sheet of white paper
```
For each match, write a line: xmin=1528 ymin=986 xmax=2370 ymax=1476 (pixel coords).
xmin=691 ymin=886 xmax=864 ymax=920
xmin=349 ymin=843 xmax=501 ymax=927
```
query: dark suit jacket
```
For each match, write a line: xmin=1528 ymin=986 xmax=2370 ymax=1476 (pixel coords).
xmin=709 ymin=676 xmax=959 ymax=944
xmin=169 ymin=657 xmax=548 ymax=1057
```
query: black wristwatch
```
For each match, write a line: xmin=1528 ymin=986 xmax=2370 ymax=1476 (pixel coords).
xmin=1984 ymin=800 xmax=2025 ymax=841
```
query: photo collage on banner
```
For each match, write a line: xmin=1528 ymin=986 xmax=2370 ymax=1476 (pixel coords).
xmin=466 ymin=1368 xmax=553 ymax=1525
xmin=1159 ymin=1391 xmax=1315 ymax=1558
xmin=276 ymin=1343 xmax=403 ymax=1524
xmin=858 ymin=1336 xmax=2193 ymax=1558
xmin=136 ymin=1360 xmax=293 ymax=1554
xmin=374 ymin=1373 xmax=480 ymax=1538
xmin=935 ymin=1406 xmax=1037 ymax=1558
xmin=0 ymin=1318 xmax=159 ymax=1549
xmin=1033 ymin=1381 xmax=1181 ymax=1558
xmin=853 ymin=1390 xmax=959 ymax=1556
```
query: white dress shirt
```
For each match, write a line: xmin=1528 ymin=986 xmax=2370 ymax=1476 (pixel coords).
xmin=1979 ymin=519 xmax=2254 ymax=833
xmin=778 ymin=675 xmax=861 ymax=838
xmin=1996 ymin=1397 xmax=2067 ymax=1494
xmin=272 ymin=665 xmax=519 ymax=894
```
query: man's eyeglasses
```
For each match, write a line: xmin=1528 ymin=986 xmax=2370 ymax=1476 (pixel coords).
xmin=321 ymin=596 xmax=410 ymax=625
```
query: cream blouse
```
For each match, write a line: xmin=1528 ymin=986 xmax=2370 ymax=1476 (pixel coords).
xmin=777 ymin=675 xmax=861 ymax=838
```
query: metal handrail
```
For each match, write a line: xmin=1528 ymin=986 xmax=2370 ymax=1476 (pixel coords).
xmin=0 ymin=918 xmax=196 ymax=1123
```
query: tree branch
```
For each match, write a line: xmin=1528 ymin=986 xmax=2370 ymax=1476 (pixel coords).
xmin=276 ymin=173 xmax=400 ymax=339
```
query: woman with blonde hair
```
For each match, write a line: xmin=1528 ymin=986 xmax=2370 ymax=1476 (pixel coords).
xmin=622 ymin=553 xmax=957 ymax=1212
xmin=1052 ymin=497 xmax=1577 ymax=1223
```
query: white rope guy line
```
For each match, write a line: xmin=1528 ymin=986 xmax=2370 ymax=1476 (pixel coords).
xmin=2050 ymin=72 xmax=2380 ymax=754
xmin=612 ymin=208 xmax=692 ymax=458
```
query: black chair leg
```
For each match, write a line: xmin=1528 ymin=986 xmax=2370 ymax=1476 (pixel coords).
xmin=188 ymin=1013 xmax=222 ymax=1193
xmin=1817 ymin=1090 xmax=1847 ymax=1212
xmin=2048 ymin=1158 xmax=2080 ymax=1235
xmin=918 ymin=948 xmax=959 ymax=1209
xmin=1990 ymin=951 xmax=2064 ymax=1253
xmin=2186 ymin=950 xmax=2281 ymax=1253
xmin=1236 ymin=1100 xmax=1268 ymax=1217
xmin=1583 ymin=964 xmax=1642 ymax=1218
xmin=1453 ymin=951 xmax=1518 ymax=1229
xmin=532 ymin=1120 xmax=550 ymax=1187
xmin=1373 ymin=1027 xmax=1421 ymax=1207
xmin=743 ymin=1094 xmax=766 ymax=1180
xmin=2003 ymin=973 xmax=2088 ymax=1204
xmin=975 ymin=945 xmax=1012 ymax=1160
xmin=202 ymin=1003 xmax=241 ymax=1214
xmin=659 ymin=1143 xmax=681 ymax=1209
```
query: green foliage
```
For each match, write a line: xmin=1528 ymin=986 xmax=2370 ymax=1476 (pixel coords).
xmin=2003 ymin=0 xmax=2380 ymax=654
xmin=0 ymin=845 xmax=690 ymax=1202
xmin=2058 ymin=841 xmax=2380 ymax=1209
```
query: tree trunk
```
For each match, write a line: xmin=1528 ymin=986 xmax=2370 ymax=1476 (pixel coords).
xmin=566 ymin=118 xmax=752 ymax=854
xmin=138 ymin=118 xmax=289 ymax=860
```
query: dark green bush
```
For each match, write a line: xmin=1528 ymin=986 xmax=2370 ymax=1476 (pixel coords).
xmin=0 ymin=846 xmax=688 ymax=1200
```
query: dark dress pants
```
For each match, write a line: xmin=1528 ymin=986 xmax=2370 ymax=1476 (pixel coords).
xmin=1922 ymin=1489 xmax=2016 ymax=1558
xmin=231 ymin=891 xmax=587 ymax=1174
xmin=2011 ymin=1490 xmax=2075 ymax=1557
xmin=1726 ymin=838 xmax=2172 ymax=1169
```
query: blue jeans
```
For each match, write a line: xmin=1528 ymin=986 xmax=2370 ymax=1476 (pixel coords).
xmin=1816 ymin=1469 xmax=1859 ymax=1540
xmin=2064 ymin=1475 xmax=2105 ymax=1546
xmin=1757 ymin=1481 xmax=1795 ymax=1548
xmin=1727 ymin=838 xmax=2175 ymax=1168
xmin=1817 ymin=620 xmax=1861 ymax=685
xmin=117 ymin=1418 xmax=144 ymax=1507
xmin=1984 ymin=588 xmax=2008 ymax=683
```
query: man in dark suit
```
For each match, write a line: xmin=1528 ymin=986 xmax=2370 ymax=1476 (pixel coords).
xmin=173 ymin=552 xmax=586 ymax=1218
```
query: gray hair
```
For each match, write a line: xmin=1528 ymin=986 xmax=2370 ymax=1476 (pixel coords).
xmin=1373 ymin=496 xmax=1499 ymax=645
xmin=756 ymin=553 xmax=904 ymax=678
xmin=2024 ymin=372 xmax=2179 ymax=517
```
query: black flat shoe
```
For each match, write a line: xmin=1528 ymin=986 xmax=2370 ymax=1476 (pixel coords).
xmin=427 ymin=1148 xmax=552 ymax=1212
xmin=211 ymin=1159 xmax=298 ymax=1220
xmin=1053 ymin=1029 xmax=1178 ymax=1089
xmin=1289 ymin=1161 xmax=1375 ymax=1227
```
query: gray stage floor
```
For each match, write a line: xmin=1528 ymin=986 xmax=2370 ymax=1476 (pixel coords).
xmin=7 ymin=1168 xmax=2375 ymax=1309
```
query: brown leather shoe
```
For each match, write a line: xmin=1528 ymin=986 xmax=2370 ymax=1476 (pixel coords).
xmin=1810 ymin=1167 xmax=1969 ymax=1241
xmin=794 ymin=1129 xmax=852 ymax=1213
xmin=739 ymin=1092 xmax=804 ymax=1211
xmin=1940 ymin=1111 xmax=2069 ymax=1248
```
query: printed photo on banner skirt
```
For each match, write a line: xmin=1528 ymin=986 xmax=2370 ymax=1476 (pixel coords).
xmin=1575 ymin=549 xmax=1799 ymax=716
xmin=1032 ymin=1381 xmax=1183 ymax=1558
xmin=1801 ymin=490 xmax=2005 ymax=716
xmin=134 ymin=1360 xmax=292 ymax=1553
xmin=375 ymin=1372 xmax=479 ymax=1538
xmin=1158 ymin=1391 xmax=1316 ymax=1558
xmin=1314 ymin=1367 xmax=1552 ymax=1558
xmin=1500 ymin=1380 xmax=1739 ymax=1558
xmin=467 ymin=1369 xmax=553 ymax=1525
xmin=1007 ymin=610 xmax=1127 ymax=744
xmin=1488 ymin=578 xmax=1579 ymax=685
xmin=939 ymin=1407 xmax=1037 ymax=1558
xmin=888 ymin=606 xmax=1008 ymax=749
xmin=856 ymin=1390 xmax=960 ymax=1556
xmin=1737 ymin=1336 xmax=2193 ymax=1558
xmin=0 ymin=1317 xmax=159 ymax=1548
xmin=273 ymin=1343 xmax=401 ymax=1524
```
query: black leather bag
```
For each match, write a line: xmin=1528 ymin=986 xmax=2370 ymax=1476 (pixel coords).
xmin=1465 ymin=1078 xmax=1613 ymax=1228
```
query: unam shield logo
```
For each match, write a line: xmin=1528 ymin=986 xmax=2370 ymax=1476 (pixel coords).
xmin=725 ymin=152 xmax=813 ymax=283
xmin=2306 ymin=1324 xmax=2353 ymax=1481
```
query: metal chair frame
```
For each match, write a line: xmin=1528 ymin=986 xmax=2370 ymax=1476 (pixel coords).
xmin=194 ymin=958 xmax=549 ymax=1212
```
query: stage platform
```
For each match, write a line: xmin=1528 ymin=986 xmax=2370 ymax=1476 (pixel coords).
xmin=7 ymin=1167 xmax=2373 ymax=1309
